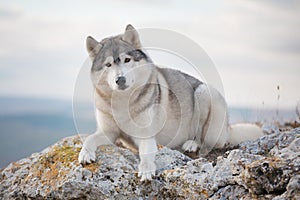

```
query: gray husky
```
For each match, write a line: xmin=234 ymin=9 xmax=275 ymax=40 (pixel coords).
xmin=78 ymin=24 xmax=263 ymax=181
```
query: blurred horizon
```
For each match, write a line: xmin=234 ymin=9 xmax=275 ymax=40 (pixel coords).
xmin=0 ymin=96 xmax=298 ymax=168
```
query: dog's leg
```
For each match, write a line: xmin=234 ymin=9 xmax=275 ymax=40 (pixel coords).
xmin=193 ymin=84 xmax=229 ymax=154
xmin=134 ymin=137 xmax=158 ymax=181
xmin=78 ymin=131 xmax=118 ymax=164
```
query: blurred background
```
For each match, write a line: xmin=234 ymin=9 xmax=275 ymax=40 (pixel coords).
xmin=0 ymin=0 xmax=299 ymax=168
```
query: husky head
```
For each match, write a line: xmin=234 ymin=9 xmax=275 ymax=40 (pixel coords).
xmin=87 ymin=24 xmax=151 ymax=92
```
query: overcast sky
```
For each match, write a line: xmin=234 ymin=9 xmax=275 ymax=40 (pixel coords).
xmin=0 ymin=0 xmax=299 ymax=109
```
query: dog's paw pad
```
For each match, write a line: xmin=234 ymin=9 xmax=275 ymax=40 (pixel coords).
xmin=78 ymin=147 xmax=96 ymax=164
xmin=182 ymin=140 xmax=199 ymax=152
xmin=138 ymin=161 xmax=156 ymax=181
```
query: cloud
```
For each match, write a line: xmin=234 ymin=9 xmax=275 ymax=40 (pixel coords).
xmin=0 ymin=7 xmax=22 ymax=19
xmin=0 ymin=1 xmax=299 ymax=108
xmin=0 ymin=7 xmax=84 ymax=98
xmin=228 ymin=0 xmax=300 ymax=55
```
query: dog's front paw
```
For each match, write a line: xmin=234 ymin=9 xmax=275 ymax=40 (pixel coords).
xmin=138 ymin=161 xmax=156 ymax=181
xmin=182 ymin=140 xmax=199 ymax=152
xmin=78 ymin=147 xmax=96 ymax=164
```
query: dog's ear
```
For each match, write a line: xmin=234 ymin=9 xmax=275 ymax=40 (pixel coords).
xmin=122 ymin=24 xmax=141 ymax=49
xmin=86 ymin=36 xmax=102 ymax=61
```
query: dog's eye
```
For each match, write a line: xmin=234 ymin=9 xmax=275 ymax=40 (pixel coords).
xmin=124 ymin=58 xmax=131 ymax=63
xmin=105 ymin=63 xmax=111 ymax=68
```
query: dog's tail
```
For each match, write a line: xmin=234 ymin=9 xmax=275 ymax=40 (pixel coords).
xmin=227 ymin=123 xmax=264 ymax=145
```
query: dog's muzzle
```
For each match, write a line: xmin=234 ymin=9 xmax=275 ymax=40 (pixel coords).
xmin=115 ymin=76 xmax=127 ymax=90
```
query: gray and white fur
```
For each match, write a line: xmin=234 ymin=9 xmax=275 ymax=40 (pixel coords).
xmin=78 ymin=24 xmax=264 ymax=181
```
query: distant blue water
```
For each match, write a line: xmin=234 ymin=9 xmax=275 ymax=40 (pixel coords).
xmin=0 ymin=97 xmax=96 ymax=168
xmin=0 ymin=97 xmax=297 ymax=168
xmin=0 ymin=114 xmax=76 ymax=167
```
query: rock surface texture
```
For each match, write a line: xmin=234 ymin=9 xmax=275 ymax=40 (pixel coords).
xmin=0 ymin=128 xmax=299 ymax=199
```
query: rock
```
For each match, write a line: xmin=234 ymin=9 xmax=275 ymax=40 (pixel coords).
xmin=240 ymin=157 xmax=291 ymax=195
xmin=0 ymin=129 xmax=299 ymax=199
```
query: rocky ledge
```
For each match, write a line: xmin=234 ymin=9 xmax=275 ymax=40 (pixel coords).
xmin=0 ymin=128 xmax=299 ymax=199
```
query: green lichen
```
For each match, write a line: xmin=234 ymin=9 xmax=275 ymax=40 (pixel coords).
xmin=40 ymin=146 xmax=81 ymax=168
xmin=26 ymin=144 xmax=100 ymax=191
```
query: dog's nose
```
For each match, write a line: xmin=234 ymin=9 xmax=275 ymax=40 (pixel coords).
xmin=115 ymin=76 xmax=126 ymax=86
